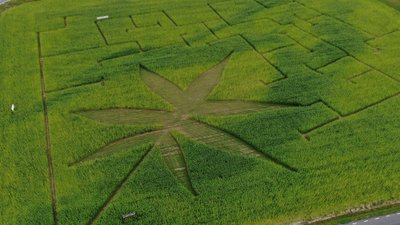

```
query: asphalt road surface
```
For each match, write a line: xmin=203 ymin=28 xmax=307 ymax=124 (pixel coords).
xmin=344 ymin=212 xmax=400 ymax=225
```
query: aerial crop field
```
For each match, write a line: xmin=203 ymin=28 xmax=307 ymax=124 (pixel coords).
xmin=0 ymin=0 xmax=399 ymax=224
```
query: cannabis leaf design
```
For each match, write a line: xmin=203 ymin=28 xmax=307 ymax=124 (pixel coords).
xmin=72 ymin=54 xmax=297 ymax=195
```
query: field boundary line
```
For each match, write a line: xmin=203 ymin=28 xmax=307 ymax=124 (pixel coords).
xmin=37 ymin=32 xmax=59 ymax=225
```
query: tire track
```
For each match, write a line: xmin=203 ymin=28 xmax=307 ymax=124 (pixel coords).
xmin=37 ymin=32 xmax=59 ymax=225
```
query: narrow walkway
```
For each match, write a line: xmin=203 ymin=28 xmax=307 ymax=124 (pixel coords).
xmin=37 ymin=32 xmax=59 ymax=225
xmin=87 ymin=147 xmax=152 ymax=225
xmin=344 ymin=212 xmax=400 ymax=225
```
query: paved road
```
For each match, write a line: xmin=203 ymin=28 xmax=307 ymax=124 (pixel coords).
xmin=344 ymin=212 xmax=400 ymax=225
xmin=0 ymin=0 xmax=9 ymax=5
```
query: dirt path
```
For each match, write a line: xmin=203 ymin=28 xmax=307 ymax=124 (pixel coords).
xmin=37 ymin=32 xmax=59 ymax=225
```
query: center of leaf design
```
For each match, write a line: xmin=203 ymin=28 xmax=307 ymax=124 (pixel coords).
xmin=72 ymin=53 xmax=297 ymax=195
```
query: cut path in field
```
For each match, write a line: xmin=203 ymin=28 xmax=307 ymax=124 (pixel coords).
xmin=86 ymin=146 xmax=153 ymax=225
xmin=37 ymin=32 xmax=58 ymax=224
xmin=300 ymin=92 xmax=400 ymax=140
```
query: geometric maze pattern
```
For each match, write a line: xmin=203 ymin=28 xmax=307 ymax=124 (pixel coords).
xmin=34 ymin=0 xmax=400 ymax=224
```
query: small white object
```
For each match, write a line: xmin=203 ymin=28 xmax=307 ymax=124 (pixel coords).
xmin=11 ymin=104 xmax=15 ymax=112
xmin=122 ymin=212 xmax=136 ymax=219
xmin=387 ymin=215 xmax=391 ymax=217
xmin=96 ymin=15 xmax=109 ymax=20
xmin=374 ymin=217 xmax=379 ymax=220
xmin=352 ymin=223 xmax=357 ymax=225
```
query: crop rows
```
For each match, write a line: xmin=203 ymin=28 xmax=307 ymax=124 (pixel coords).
xmin=1 ymin=0 xmax=400 ymax=224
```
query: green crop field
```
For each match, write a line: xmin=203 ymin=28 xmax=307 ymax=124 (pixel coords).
xmin=0 ymin=0 xmax=400 ymax=224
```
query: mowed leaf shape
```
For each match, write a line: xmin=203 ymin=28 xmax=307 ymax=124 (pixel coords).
xmin=78 ymin=109 xmax=175 ymax=126
xmin=74 ymin=53 xmax=298 ymax=224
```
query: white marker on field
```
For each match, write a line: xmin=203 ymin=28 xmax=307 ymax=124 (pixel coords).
xmin=96 ymin=15 xmax=109 ymax=20
xmin=122 ymin=212 xmax=137 ymax=220
xmin=11 ymin=104 xmax=15 ymax=113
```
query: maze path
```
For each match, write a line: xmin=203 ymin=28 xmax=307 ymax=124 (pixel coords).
xmin=37 ymin=32 xmax=59 ymax=225
xmin=302 ymin=92 xmax=400 ymax=140
xmin=86 ymin=146 xmax=153 ymax=225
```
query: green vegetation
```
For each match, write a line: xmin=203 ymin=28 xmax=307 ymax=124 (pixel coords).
xmin=0 ymin=0 xmax=399 ymax=224
xmin=381 ymin=0 xmax=400 ymax=10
